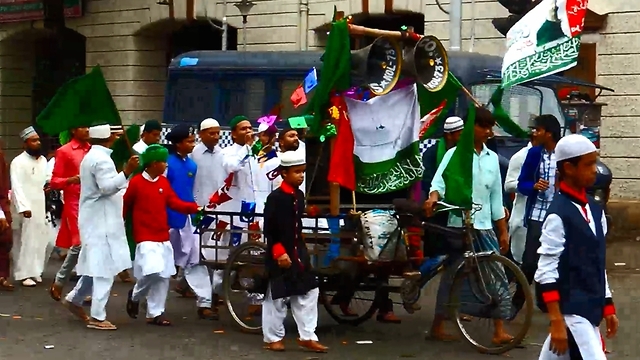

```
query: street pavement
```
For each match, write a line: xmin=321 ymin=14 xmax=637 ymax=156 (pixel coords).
xmin=1 ymin=242 xmax=640 ymax=360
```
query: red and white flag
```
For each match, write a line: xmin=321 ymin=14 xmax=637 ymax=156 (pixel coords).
xmin=418 ymin=100 xmax=447 ymax=139
xmin=208 ymin=173 xmax=234 ymax=208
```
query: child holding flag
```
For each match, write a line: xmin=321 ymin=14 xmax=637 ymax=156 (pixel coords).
xmin=124 ymin=144 xmax=201 ymax=325
xmin=535 ymin=134 xmax=618 ymax=360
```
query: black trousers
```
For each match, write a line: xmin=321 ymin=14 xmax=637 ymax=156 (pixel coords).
xmin=512 ymin=219 xmax=543 ymax=312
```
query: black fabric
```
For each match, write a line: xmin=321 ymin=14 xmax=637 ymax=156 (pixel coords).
xmin=535 ymin=193 xmax=607 ymax=326
xmin=421 ymin=144 xmax=438 ymax=196
xmin=567 ymin=326 xmax=584 ymax=359
xmin=264 ymin=187 xmax=317 ymax=300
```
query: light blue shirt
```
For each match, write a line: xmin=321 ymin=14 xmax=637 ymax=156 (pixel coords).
xmin=429 ymin=144 xmax=505 ymax=230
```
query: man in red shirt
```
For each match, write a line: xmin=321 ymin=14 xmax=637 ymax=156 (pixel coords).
xmin=48 ymin=127 xmax=91 ymax=301
xmin=124 ymin=144 xmax=201 ymax=325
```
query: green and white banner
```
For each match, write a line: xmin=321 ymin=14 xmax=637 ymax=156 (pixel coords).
xmin=501 ymin=0 xmax=589 ymax=88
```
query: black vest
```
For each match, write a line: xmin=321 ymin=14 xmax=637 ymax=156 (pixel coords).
xmin=536 ymin=193 xmax=606 ymax=326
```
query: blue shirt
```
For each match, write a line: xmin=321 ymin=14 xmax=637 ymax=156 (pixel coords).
xmin=430 ymin=145 xmax=505 ymax=230
xmin=166 ymin=153 xmax=197 ymax=229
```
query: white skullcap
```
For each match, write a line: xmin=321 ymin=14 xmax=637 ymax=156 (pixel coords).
xmin=443 ymin=116 xmax=464 ymax=133
xmin=89 ymin=124 xmax=112 ymax=139
xmin=257 ymin=122 xmax=269 ymax=133
xmin=19 ymin=126 xmax=37 ymax=141
xmin=555 ymin=134 xmax=597 ymax=162
xmin=278 ymin=150 xmax=306 ymax=167
xmin=200 ymin=118 xmax=220 ymax=131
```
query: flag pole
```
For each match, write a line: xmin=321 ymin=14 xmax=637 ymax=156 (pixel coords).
xmin=460 ymin=86 xmax=482 ymax=107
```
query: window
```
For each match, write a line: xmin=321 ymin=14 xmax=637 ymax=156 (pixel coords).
xmin=168 ymin=77 xmax=217 ymax=124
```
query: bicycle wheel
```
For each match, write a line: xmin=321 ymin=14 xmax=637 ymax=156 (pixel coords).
xmin=448 ymin=253 xmax=533 ymax=354
xmin=222 ymin=241 xmax=267 ymax=334
xmin=319 ymin=274 xmax=379 ymax=326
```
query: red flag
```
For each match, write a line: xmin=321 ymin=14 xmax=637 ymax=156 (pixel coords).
xmin=290 ymin=85 xmax=307 ymax=108
xmin=327 ymin=94 xmax=356 ymax=191
xmin=418 ymin=100 xmax=447 ymax=139
xmin=208 ymin=173 xmax=234 ymax=208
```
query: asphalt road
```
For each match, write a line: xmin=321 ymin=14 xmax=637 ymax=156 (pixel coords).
xmin=1 ymin=248 xmax=639 ymax=360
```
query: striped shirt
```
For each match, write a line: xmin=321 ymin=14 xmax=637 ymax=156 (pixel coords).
xmin=530 ymin=149 xmax=556 ymax=222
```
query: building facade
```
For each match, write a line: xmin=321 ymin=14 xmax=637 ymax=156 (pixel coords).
xmin=0 ymin=0 xmax=637 ymax=203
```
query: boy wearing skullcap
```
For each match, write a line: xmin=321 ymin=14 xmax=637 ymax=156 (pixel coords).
xmin=165 ymin=124 xmax=217 ymax=319
xmin=262 ymin=151 xmax=327 ymax=353
xmin=535 ymin=134 xmax=617 ymax=360
xmin=123 ymin=144 xmax=200 ymax=326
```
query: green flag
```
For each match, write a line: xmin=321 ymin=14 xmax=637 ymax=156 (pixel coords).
xmin=442 ymin=105 xmax=475 ymax=210
xmin=111 ymin=125 xmax=140 ymax=170
xmin=490 ymin=86 xmax=530 ymax=139
xmin=37 ymin=66 xmax=121 ymax=135
xmin=305 ymin=15 xmax=351 ymax=134
xmin=417 ymin=72 xmax=463 ymax=140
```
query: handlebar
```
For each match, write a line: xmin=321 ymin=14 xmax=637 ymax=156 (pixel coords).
xmin=433 ymin=201 xmax=483 ymax=216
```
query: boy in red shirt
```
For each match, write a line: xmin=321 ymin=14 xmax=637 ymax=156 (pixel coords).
xmin=123 ymin=144 xmax=200 ymax=326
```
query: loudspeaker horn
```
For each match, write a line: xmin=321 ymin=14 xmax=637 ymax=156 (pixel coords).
xmin=351 ymin=36 xmax=403 ymax=96
xmin=402 ymin=35 xmax=449 ymax=92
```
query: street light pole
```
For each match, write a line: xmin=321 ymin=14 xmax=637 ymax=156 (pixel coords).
xmin=449 ymin=0 xmax=462 ymax=51
xmin=234 ymin=0 xmax=255 ymax=51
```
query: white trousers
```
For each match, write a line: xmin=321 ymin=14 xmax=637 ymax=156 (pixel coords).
xmin=262 ymin=286 xmax=319 ymax=344
xmin=184 ymin=264 xmax=214 ymax=308
xmin=131 ymin=273 xmax=170 ymax=318
xmin=538 ymin=315 xmax=606 ymax=360
xmin=65 ymin=275 xmax=114 ymax=321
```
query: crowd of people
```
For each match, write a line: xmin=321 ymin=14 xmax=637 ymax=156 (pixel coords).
xmin=0 ymin=108 xmax=621 ymax=357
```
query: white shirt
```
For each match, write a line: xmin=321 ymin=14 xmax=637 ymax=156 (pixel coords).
xmin=190 ymin=143 xmax=225 ymax=207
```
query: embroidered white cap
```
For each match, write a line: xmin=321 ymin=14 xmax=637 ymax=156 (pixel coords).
xmin=257 ymin=122 xmax=269 ymax=133
xmin=279 ymin=150 xmax=306 ymax=167
xmin=89 ymin=124 xmax=111 ymax=139
xmin=443 ymin=116 xmax=464 ymax=133
xmin=200 ymin=118 xmax=220 ymax=131
xmin=19 ymin=126 xmax=37 ymax=141
xmin=555 ymin=134 xmax=597 ymax=162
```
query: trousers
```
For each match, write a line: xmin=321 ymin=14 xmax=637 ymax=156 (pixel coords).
xmin=538 ymin=315 xmax=606 ymax=360
xmin=55 ymin=245 xmax=81 ymax=285
xmin=65 ymin=275 xmax=114 ymax=321
xmin=262 ymin=286 xmax=319 ymax=344
xmin=131 ymin=273 xmax=170 ymax=318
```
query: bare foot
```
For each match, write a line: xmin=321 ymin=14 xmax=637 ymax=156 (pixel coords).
xmin=492 ymin=332 xmax=514 ymax=345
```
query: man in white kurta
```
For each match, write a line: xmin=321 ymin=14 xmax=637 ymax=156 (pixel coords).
xmin=504 ymin=140 xmax=534 ymax=264
xmin=10 ymin=126 xmax=50 ymax=287
xmin=64 ymin=125 xmax=138 ymax=330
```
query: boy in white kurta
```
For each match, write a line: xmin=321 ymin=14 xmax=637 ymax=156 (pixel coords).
xmin=63 ymin=125 xmax=139 ymax=330
xmin=10 ymin=126 xmax=50 ymax=287
xmin=124 ymin=145 xmax=200 ymax=325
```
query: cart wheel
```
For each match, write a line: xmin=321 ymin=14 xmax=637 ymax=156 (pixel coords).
xmin=448 ymin=253 xmax=533 ymax=355
xmin=223 ymin=241 xmax=268 ymax=334
xmin=319 ymin=275 xmax=380 ymax=326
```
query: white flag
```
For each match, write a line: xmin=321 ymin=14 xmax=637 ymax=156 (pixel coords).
xmin=501 ymin=0 xmax=589 ymax=88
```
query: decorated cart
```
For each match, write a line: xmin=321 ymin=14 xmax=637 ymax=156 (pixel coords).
xmin=195 ymin=10 xmax=534 ymax=355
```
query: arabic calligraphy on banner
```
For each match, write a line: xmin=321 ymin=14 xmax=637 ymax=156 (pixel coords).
xmin=356 ymin=154 xmax=425 ymax=194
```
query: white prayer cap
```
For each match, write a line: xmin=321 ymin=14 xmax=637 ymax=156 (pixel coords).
xmin=89 ymin=124 xmax=112 ymax=139
xmin=443 ymin=116 xmax=464 ymax=133
xmin=555 ymin=134 xmax=597 ymax=162
xmin=279 ymin=150 xmax=306 ymax=167
xmin=200 ymin=118 xmax=220 ymax=131
xmin=257 ymin=122 xmax=269 ymax=133
xmin=19 ymin=126 xmax=37 ymax=141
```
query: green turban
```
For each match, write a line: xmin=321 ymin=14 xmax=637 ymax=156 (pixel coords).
xmin=140 ymin=144 xmax=169 ymax=168
xmin=229 ymin=115 xmax=249 ymax=130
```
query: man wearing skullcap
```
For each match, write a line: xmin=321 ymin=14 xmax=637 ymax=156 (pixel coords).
xmin=10 ymin=126 xmax=50 ymax=287
xmin=133 ymin=120 xmax=162 ymax=155
xmin=165 ymin=124 xmax=217 ymax=319
xmin=535 ymin=134 xmax=617 ymax=360
xmin=512 ymin=114 xmax=562 ymax=313
xmin=124 ymin=144 xmax=200 ymax=326
xmin=48 ymin=126 xmax=91 ymax=302
xmin=421 ymin=116 xmax=464 ymax=193
xmin=64 ymin=124 xmax=139 ymax=330
xmin=210 ymin=115 xmax=263 ymax=316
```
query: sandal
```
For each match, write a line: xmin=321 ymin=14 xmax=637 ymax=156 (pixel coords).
xmin=62 ymin=300 xmax=90 ymax=322
xmin=126 ymin=289 xmax=139 ymax=319
xmin=87 ymin=319 xmax=117 ymax=330
xmin=198 ymin=307 xmax=219 ymax=321
xmin=147 ymin=315 xmax=172 ymax=326
xmin=0 ymin=277 xmax=14 ymax=291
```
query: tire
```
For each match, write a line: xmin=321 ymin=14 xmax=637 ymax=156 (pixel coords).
xmin=222 ymin=241 xmax=268 ymax=334
xmin=448 ymin=253 xmax=533 ymax=355
xmin=319 ymin=275 xmax=380 ymax=326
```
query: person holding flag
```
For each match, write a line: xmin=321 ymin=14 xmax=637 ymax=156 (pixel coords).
xmin=424 ymin=107 xmax=513 ymax=344
xmin=165 ymin=124 xmax=217 ymax=320
xmin=124 ymin=144 xmax=201 ymax=326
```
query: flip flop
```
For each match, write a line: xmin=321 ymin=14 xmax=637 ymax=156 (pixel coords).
xmin=87 ymin=319 xmax=117 ymax=330
xmin=147 ymin=315 xmax=172 ymax=326
xmin=62 ymin=300 xmax=90 ymax=322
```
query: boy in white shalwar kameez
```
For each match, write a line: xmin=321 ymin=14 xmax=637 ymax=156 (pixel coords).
xmin=124 ymin=145 xmax=200 ymax=325
xmin=262 ymin=151 xmax=327 ymax=353
xmin=535 ymin=134 xmax=618 ymax=360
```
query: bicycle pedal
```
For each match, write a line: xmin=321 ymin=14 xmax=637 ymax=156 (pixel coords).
xmin=403 ymin=271 xmax=421 ymax=280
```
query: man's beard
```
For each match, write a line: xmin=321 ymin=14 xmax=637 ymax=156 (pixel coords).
xmin=282 ymin=141 xmax=299 ymax=152
xmin=25 ymin=147 xmax=42 ymax=157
